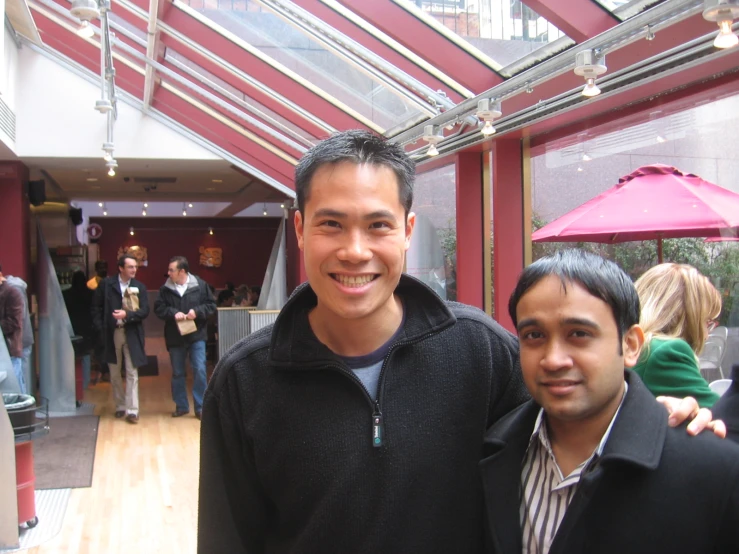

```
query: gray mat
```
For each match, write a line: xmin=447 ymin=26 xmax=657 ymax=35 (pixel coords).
xmin=33 ymin=415 xmax=99 ymax=490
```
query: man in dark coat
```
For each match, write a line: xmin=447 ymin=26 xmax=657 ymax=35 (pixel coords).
xmin=154 ymin=256 xmax=215 ymax=420
xmin=481 ymin=249 xmax=739 ymax=554
xmin=92 ymin=255 xmax=149 ymax=424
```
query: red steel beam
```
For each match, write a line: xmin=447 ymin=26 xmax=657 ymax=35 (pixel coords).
xmin=162 ymin=5 xmax=373 ymax=132
xmin=524 ymin=0 xmax=618 ymax=43
xmin=338 ymin=0 xmax=505 ymax=94
xmin=154 ymin=87 xmax=296 ymax=187
xmin=290 ymin=0 xmax=467 ymax=103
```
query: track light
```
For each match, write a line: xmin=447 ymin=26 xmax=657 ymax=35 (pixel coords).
xmin=106 ymin=159 xmax=117 ymax=177
xmin=143 ymin=203 xmax=148 ymax=208
xmin=102 ymin=202 xmax=108 ymax=216
xmin=208 ymin=227 xmax=214 ymax=235
xmin=98 ymin=202 xmax=103 ymax=207
xmin=129 ymin=227 xmax=134 ymax=236
xmin=656 ymin=135 xmax=667 ymax=143
xmin=703 ymin=0 xmax=739 ymax=49
xmin=582 ymin=153 xmax=592 ymax=161
xmin=102 ymin=142 xmax=114 ymax=162
xmin=103 ymin=210 xmax=108 ymax=216
xmin=280 ymin=203 xmax=285 ymax=209
xmin=263 ymin=203 xmax=268 ymax=216
xmin=574 ymin=50 xmax=606 ymax=98
xmin=77 ymin=20 xmax=95 ymax=38
xmin=421 ymin=125 xmax=444 ymax=157
xmin=188 ymin=203 xmax=193 ymax=208
xmin=476 ymin=98 xmax=502 ymax=137
xmin=142 ymin=203 xmax=147 ymax=216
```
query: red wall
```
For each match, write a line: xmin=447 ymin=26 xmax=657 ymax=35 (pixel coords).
xmin=89 ymin=217 xmax=281 ymax=290
xmin=0 ymin=162 xmax=30 ymax=281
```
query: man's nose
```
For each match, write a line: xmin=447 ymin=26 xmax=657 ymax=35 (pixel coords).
xmin=338 ymin=229 xmax=372 ymax=262
xmin=540 ymin=340 xmax=574 ymax=371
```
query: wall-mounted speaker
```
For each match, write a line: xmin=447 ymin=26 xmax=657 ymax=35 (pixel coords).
xmin=69 ymin=206 xmax=83 ymax=226
xmin=28 ymin=180 xmax=46 ymax=206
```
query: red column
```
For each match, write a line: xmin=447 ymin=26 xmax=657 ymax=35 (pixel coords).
xmin=0 ymin=162 xmax=30 ymax=281
xmin=492 ymin=140 xmax=524 ymax=333
xmin=455 ymin=152 xmax=484 ymax=309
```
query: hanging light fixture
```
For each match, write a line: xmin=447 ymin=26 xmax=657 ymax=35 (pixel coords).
xmin=703 ymin=0 xmax=739 ymax=49
xmin=182 ymin=202 xmax=188 ymax=216
xmin=70 ymin=0 xmax=99 ymax=38
xmin=188 ymin=203 xmax=193 ymax=208
xmin=106 ymin=159 xmax=117 ymax=177
xmin=475 ymin=98 xmax=502 ymax=137
xmin=263 ymin=203 xmax=268 ymax=216
xmin=421 ymin=125 xmax=444 ymax=157
xmin=574 ymin=50 xmax=607 ymax=98
xmin=141 ymin=203 xmax=147 ymax=216
xmin=102 ymin=142 xmax=114 ymax=162
xmin=102 ymin=202 xmax=108 ymax=216
xmin=208 ymin=227 xmax=214 ymax=235
xmin=129 ymin=227 xmax=134 ymax=236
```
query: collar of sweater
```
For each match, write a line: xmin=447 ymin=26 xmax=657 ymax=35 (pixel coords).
xmin=268 ymin=274 xmax=456 ymax=369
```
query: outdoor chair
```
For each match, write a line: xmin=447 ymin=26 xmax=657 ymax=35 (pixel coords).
xmin=709 ymin=379 xmax=732 ymax=397
xmin=700 ymin=331 xmax=728 ymax=381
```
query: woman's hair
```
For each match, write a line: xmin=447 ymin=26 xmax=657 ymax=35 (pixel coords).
xmin=635 ymin=263 xmax=722 ymax=355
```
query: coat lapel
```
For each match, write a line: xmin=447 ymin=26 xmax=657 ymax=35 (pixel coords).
xmin=480 ymin=402 xmax=540 ymax=554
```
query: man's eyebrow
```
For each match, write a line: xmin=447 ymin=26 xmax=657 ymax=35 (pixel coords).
xmin=313 ymin=208 xmax=346 ymax=219
xmin=516 ymin=318 xmax=538 ymax=332
xmin=516 ymin=317 xmax=600 ymax=332
xmin=364 ymin=210 xmax=398 ymax=222
xmin=312 ymin=208 xmax=398 ymax=222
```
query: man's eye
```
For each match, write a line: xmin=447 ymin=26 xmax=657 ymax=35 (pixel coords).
xmin=521 ymin=331 xmax=544 ymax=340
xmin=570 ymin=330 xmax=591 ymax=338
xmin=320 ymin=220 xmax=341 ymax=228
xmin=370 ymin=221 xmax=391 ymax=229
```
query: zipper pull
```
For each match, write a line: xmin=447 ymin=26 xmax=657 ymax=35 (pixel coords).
xmin=372 ymin=402 xmax=384 ymax=448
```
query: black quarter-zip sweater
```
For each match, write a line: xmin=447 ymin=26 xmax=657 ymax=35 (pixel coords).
xmin=197 ymin=275 xmax=529 ymax=554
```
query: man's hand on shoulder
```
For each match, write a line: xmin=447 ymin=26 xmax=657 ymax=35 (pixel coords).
xmin=656 ymin=396 xmax=727 ymax=438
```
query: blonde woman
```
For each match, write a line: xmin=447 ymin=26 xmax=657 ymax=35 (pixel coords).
xmin=633 ymin=263 xmax=722 ymax=408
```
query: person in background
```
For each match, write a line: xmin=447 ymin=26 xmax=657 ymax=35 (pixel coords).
xmin=88 ymin=260 xmax=110 ymax=384
xmin=481 ymin=249 xmax=738 ymax=554
xmin=63 ymin=271 xmax=95 ymax=389
xmin=154 ymin=256 xmax=216 ymax=420
xmin=633 ymin=263 xmax=722 ymax=407
xmin=0 ymin=262 xmax=26 ymax=393
xmin=247 ymin=285 xmax=261 ymax=307
xmin=92 ymin=255 xmax=149 ymax=424
xmin=3 ymin=269 xmax=34 ymax=394
xmin=217 ymin=282 xmax=235 ymax=307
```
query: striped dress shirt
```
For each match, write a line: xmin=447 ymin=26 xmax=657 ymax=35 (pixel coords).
xmin=520 ymin=382 xmax=628 ymax=554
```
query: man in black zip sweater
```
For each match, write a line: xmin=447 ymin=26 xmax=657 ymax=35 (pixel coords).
xmin=197 ymin=131 xmax=719 ymax=554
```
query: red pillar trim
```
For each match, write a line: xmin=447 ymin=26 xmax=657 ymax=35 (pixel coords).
xmin=523 ymin=0 xmax=618 ymax=43
xmin=0 ymin=162 xmax=30 ymax=281
xmin=455 ymin=152 xmax=484 ymax=309
xmin=492 ymin=139 xmax=524 ymax=333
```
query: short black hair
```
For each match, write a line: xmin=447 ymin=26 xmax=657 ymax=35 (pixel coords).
xmin=118 ymin=255 xmax=137 ymax=268
xmin=295 ymin=130 xmax=415 ymax=215
xmin=508 ymin=249 xmax=640 ymax=344
xmin=169 ymin=256 xmax=189 ymax=273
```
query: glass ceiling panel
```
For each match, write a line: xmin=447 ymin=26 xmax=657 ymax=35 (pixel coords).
xmin=591 ymin=0 xmax=667 ymax=21
xmin=390 ymin=0 xmax=574 ymax=74
xmin=182 ymin=0 xmax=430 ymax=132
xmin=164 ymin=49 xmax=320 ymax=147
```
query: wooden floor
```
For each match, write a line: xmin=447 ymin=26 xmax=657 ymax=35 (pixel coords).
xmin=28 ymin=337 xmax=200 ymax=554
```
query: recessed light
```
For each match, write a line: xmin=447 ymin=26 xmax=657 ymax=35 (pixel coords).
xmin=206 ymin=187 xmax=216 ymax=191
xmin=211 ymin=179 xmax=223 ymax=183
xmin=86 ymin=177 xmax=98 ymax=182
xmin=91 ymin=185 xmax=101 ymax=190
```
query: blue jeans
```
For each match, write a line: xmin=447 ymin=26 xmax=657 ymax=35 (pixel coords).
xmin=169 ymin=341 xmax=207 ymax=413
xmin=11 ymin=356 xmax=26 ymax=395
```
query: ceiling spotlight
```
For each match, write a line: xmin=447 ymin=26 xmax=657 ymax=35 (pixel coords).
xmin=577 ymin=166 xmax=584 ymax=172
xmin=208 ymin=227 xmax=214 ymax=235
xmin=280 ymin=203 xmax=285 ymax=209
xmin=142 ymin=209 xmax=147 ymax=216
xmin=102 ymin=142 xmax=114 ymax=162
xmin=98 ymin=202 xmax=103 ymax=207
xmin=422 ymin=125 xmax=444 ymax=157
xmin=703 ymin=0 xmax=739 ymax=49
xmin=188 ymin=203 xmax=193 ymax=208
xmin=103 ymin=210 xmax=108 ymax=216
xmin=77 ymin=20 xmax=95 ymax=38
xmin=645 ymin=25 xmax=656 ymax=41
xmin=182 ymin=202 xmax=187 ymax=216
xmin=263 ymin=203 xmax=268 ymax=216
xmin=129 ymin=227 xmax=134 ymax=236
xmin=582 ymin=153 xmax=592 ymax=161
xmin=476 ymin=98 xmax=502 ymax=137
xmin=656 ymin=135 xmax=667 ymax=143
xmin=95 ymin=99 xmax=113 ymax=114
xmin=143 ymin=203 xmax=148 ymax=208
xmin=106 ymin=159 xmax=118 ymax=177
xmin=182 ymin=210 xmax=187 ymax=216
xmin=70 ymin=0 xmax=100 ymax=32
xmin=574 ymin=50 xmax=606 ymax=98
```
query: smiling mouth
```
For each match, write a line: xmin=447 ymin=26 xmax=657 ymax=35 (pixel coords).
xmin=330 ymin=274 xmax=378 ymax=287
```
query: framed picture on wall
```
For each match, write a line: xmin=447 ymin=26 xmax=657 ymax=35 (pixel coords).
xmin=199 ymin=246 xmax=222 ymax=268
xmin=118 ymin=245 xmax=148 ymax=267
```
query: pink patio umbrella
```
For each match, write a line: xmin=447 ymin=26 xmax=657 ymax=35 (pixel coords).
xmin=532 ymin=164 xmax=739 ymax=262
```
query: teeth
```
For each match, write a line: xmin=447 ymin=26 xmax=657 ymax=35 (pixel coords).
xmin=335 ymin=274 xmax=374 ymax=287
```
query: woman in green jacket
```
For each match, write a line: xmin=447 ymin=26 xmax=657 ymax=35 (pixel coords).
xmin=633 ymin=263 xmax=722 ymax=408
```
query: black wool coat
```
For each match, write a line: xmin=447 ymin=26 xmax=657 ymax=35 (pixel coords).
xmin=480 ymin=371 xmax=739 ymax=554
xmin=91 ymin=276 xmax=149 ymax=368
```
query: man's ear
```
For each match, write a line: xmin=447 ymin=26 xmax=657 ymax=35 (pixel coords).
xmin=623 ymin=324 xmax=645 ymax=368
xmin=294 ymin=210 xmax=304 ymax=251
xmin=404 ymin=212 xmax=416 ymax=250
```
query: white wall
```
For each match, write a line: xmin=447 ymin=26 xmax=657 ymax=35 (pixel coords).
xmin=0 ymin=12 xmax=19 ymax=152
xmin=14 ymin=47 xmax=220 ymax=161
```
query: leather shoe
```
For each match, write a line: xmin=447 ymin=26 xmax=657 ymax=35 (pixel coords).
xmin=172 ymin=409 xmax=189 ymax=418
xmin=125 ymin=413 xmax=139 ymax=424
xmin=115 ymin=410 xmax=126 ymax=419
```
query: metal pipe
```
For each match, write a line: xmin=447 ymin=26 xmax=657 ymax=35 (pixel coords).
xmin=143 ymin=0 xmax=159 ymax=109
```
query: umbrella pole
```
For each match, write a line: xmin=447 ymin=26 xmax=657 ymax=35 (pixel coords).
xmin=657 ymin=237 xmax=663 ymax=263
